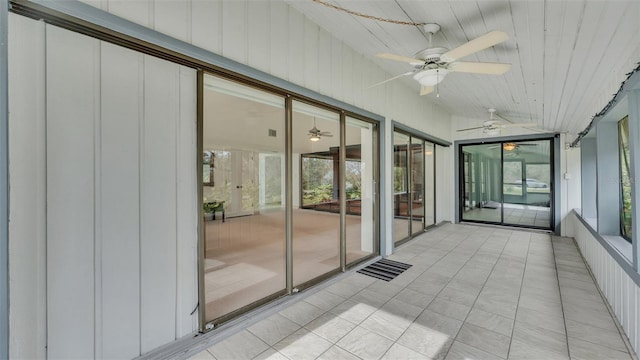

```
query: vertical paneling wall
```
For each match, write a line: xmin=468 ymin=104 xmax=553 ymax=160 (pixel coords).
xmin=8 ymin=16 xmax=198 ymax=359
xmin=569 ymin=212 xmax=639 ymax=354
xmin=7 ymin=14 xmax=47 ymax=360
xmin=78 ymin=0 xmax=452 ymax=142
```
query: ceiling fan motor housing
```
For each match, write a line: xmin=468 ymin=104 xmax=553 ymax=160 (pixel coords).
xmin=414 ymin=47 xmax=449 ymax=64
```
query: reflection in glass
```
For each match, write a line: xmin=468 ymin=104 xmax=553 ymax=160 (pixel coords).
xmin=502 ymin=140 xmax=551 ymax=228
xmin=461 ymin=143 xmax=502 ymax=223
xmin=411 ymin=138 xmax=424 ymax=235
xmin=424 ymin=142 xmax=435 ymax=227
xmin=345 ymin=117 xmax=376 ymax=264
xmin=619 ymin=116 xmax=632 ymax=240
xmin=202 ymin=74 xmax=286 ymax=322
xmin=393 ymin=132 xmax=410 ymax=243
xmin=293 ymin=101 xmax=340 ymax=286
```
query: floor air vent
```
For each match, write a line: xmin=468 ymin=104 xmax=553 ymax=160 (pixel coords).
xmin=357 ymin=259 xmax=412 ymax=281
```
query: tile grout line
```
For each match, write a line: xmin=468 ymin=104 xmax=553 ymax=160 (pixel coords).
xmin=504 ymin=232 xmax=533 ymax=359
xmin=381 ymin=229 xmax=501 ymax=359
xmin=441 ymin=231 xmax=517 ymax=360
xmin=340 ymin=227 xmax=478 ymax=358
xmin=550 ymin=235 xmax=573 ymax=359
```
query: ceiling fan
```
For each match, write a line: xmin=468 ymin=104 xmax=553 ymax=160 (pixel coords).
xmin=457 ymin=108 xmax=538 ymax=136
xmin=308 ymin=117 xmax=333 ymax=142
xmin=372 ymin=23 xmax=511 ymax=96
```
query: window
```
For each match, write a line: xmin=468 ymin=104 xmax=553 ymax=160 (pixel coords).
xmin=618 ymin=116 xmax=632 ymax=241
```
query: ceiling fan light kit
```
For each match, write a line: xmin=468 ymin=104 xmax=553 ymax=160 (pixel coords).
xmin=374 ymin=23 xmax=511 ymax=96
xmin=413 ymin=68 xmax=448 ymax=86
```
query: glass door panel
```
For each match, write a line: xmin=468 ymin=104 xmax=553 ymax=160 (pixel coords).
xmin=345 ymin=117 xmax=377 ymax=264
xmin=502 ymin=140 xmax=552 ymax=228
xmin=292 ymin=101 xmax=341 ymax=286
xmin=460 ymin=143 xmax=502 ymax=223
xmin=393 ymin=132 xmax=410 ymax=243
xmin=424 ymin=142 xmax=435 ymax=227
xmin=410 ymin=138 xmax=424 ymax=235
xmin=202 ymin=74 xmax=286 ymax=323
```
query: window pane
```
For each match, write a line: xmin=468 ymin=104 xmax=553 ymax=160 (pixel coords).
xmin=393 ymin=132 xmax=410 ymax=243
xmin=461 ymin=143 xmax=502 ymax=223
xmin=345 ymin=117 xmax=376 ymax=264
xmin=292 ymin=101 xmax=340 ymax=286
xmin=411 ymin=138 xmax=424 ymax=235
xmin=619 ymin=116 xmax=632 ymax=241
xmin=424 ymin=143 xmax=435 ymax=227
xmin=202 ymin=74 xmax=286 ymax=322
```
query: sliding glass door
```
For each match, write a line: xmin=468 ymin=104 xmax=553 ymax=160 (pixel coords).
xmin=202 ymin=75 xmax=286 ymax=323
xmin=460 ymin=139 xmax=553 ymax=230
xmin=200 ymin=73 xmax=380 ymax=328
xmin=393 ymin=130 xmax=437 ymax=244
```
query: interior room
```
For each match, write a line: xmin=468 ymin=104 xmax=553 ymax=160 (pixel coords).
xmin=3 ymin=1 xmax=640 ymax=360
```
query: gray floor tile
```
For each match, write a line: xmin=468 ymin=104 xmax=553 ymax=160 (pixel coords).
xmin=512 ymin=321 xmax=568 ymax=356
xmin=397 ymin=322 xmax=456 ymax=360
xmin=366 ymin=279 xmax=405 ymax=298
xmin=304 ymin=312 xmax=357 ymax=343
xmin=508 ymin=338 xmax=570 ymax=360
xmin=567 ymin=336 xmax=631 ymax=360
xmin=445 ymin=341 xmax=505 ymax=360
xmin=330 ymin=299 xmax=377 ymax=324
xmin=437 ymin=286 xmax=478 ymax=306
xmin=273 ymin=328 xmax=332 ymax=360
xmin=191 ymin=350 xmax=216 ymax=359
xmin=207 ymin=330 xmax=269 ymax=360
xmin=563 ymin=305 xmax=618 ymax=332
xmin=465 ymin=308 xmax=514 ymax=337
xmin=350 ymin=288 xmax=392 ymax=308
xmin=317 ymin=346 xmax=360 ymax=360
xmin=304 ymin=290 xmax=346 ymax=311
xmin=337 ymin=326 xmax=394 ymax=360
xmin=415 ymin=309 xmax=463 ymax=336
xmin=186 ymin=224 xmax=634 ymax=360
xmin=393 ymin=288 xmax=435 ymax=309
xmin=427 ymin=298 xmax=471 ymax=321
xmin=456 ymin=323 xmax=510 ymax=358
xmin=251 ymin=348 xmax=289 ymax=360
xmin=380 ymin=298 xmax=424 ymax=320
xmin=248 ymin=314 xmax=301 ymax=346
xmin=279 ymin=300 xmax=325 ymax=326
xmin=381 ymin=343 xmax=431 ymax=360
xmin=325 ymin=281 xmax=363 ymax=299
xmin=565 ymin=319 xmax=627 ymax=352
xmin=515 ymin=306 xmax=565 ymax=334
xmin=517 ymin=295 xmax=564 ymax=317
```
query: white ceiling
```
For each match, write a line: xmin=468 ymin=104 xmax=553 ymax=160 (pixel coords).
xmin=285 ymin=0 xmax=640 ymax=139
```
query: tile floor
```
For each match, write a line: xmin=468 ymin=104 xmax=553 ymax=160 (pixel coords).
xmin=189 ymin=223 xmax=636 ymax=360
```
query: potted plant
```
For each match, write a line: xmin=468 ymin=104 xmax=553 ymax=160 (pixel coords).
xmin=203 ymin=202 xmax=216 ymax=221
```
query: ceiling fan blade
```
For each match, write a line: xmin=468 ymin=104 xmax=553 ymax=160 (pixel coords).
xmin=420 ymin=86 xmax=434 ymax=96
xmin=318 ymin=132 xmax=333 ymax=136
xmin=499 ymin=122 xmax=538 ymax=128
xmin=441 ymin=30 xmax=509 ymax=62
xmin=376 ymin=53 xmax=423 ymax=65
xmin=449 ymin=61 xmax=511 ymax=75
xmin=366 ymin=71 xmax=413 ymax=89
xmin=456 ymin=126 xmax=486 ymax=132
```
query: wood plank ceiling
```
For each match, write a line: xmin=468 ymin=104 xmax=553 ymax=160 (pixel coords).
xmin=285 ymin=0 xmax=640 ymax=139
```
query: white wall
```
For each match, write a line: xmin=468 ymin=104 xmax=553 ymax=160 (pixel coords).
xmin=10 ymin=0 xmax=455 ymax=357
xmin=561 ymin=143 xmax=582 ymax=236
xmin=568 ymin=212 xmax=639 ymax=354
xmin=8 ymin=16 xmax=198 ymax=359
xmin=7 ymin=14 xmax=47 ymax=360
